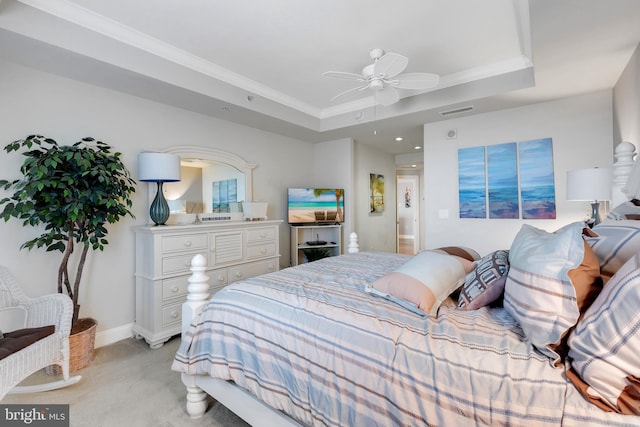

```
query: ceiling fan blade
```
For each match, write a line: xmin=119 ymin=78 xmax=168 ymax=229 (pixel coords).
xmin=391 ymin=72 xmax=440 ymax=90
xmin=373 ymin=53 xmax=408 ymax=78
xmin=375 ymin=86 xmax=400 ymax=106
xmin=330 ymin=84 xmax=369 ymax=102
xmin=323 ymin=71 xmax=366 ymax=82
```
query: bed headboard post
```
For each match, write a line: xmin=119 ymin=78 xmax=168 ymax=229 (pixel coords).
xmin=611 ymin=141 xmax=637 ymax=207
xmin=182 ymin=254 xmax=210 ymax=336
xmin=348 ymin=232 xmax=359 ymax=253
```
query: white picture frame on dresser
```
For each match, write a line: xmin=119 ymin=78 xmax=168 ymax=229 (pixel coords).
xmin=134 ymin=220 xmax=281 ymax=348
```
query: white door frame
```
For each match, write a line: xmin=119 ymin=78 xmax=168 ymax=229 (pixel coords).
xmin=396 ymin=175 xmax=420 ymax=255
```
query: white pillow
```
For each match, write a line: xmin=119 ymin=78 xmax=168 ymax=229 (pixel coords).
xmin=568 ymin=253 xmax=640 ymax=414
xmin=0 ymin=306 xmax=28 ymax=333
xmin=366 ymin=250 xmax=466 ymax=316
xmin=503 ymin=222 xmax=586 ymax=364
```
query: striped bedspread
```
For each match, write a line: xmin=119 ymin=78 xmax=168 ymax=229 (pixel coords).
xmin=172 ymin=252 xmax=639 ymax=427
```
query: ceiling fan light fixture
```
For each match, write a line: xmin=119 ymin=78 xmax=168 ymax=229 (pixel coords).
xmin=370 ymin=79 xmax=384 ymax=91
xmin=324 ymin=48 xmax=440 ymax=106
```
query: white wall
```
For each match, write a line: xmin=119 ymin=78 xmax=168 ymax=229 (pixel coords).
xmin=354 ymin=141 xmax=397 ymax=252
xmin=0 ymin=60 xmax=316 ymax=340
xmin=613 ymin=42 xmax=640 ymax=153
xmin=423 ymin=90 xmax=613 ymax=256
xmin=312 ymin=138 xmax=355 ymax=254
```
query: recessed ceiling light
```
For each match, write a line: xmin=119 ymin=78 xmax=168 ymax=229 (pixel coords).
xmin=411 ymin=164 xmax=417 ymax=168
xmin=395 ymin=137 xmax=404 ymax=142
xmin=414 ymin=146 xmax=422 ymax=150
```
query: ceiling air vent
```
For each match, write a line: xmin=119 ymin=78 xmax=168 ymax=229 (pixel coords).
xmin=439 ymin=106 xmax=474 ymax=116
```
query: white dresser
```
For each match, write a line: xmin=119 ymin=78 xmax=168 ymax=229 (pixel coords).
xmin=134 ymin=220 xmax=281 ymax=348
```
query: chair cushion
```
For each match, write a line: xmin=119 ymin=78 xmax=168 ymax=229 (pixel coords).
xmin=0 ymin=325 xmax=55 ymax=361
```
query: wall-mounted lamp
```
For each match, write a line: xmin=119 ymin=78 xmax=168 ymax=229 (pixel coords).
xmin=566 ymin=167 xmax=612 ymax=226
xmin=138 ymin=152 xmax=181 ymax=225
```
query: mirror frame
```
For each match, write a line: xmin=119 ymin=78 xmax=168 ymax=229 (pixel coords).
xmin=164 ymin=145 xmax=257 ymax=205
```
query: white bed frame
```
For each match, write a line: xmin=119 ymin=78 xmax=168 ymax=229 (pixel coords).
xmin=178 ymin=142 xmax=637 ymax=426
xmin=179 ymin=232 xmax=360 ymax=426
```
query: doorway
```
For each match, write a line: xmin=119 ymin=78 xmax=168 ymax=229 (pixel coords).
xmin=396 ymin=175 xmax=420 ymax=255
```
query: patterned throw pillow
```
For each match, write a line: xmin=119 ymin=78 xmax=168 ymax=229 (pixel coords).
xmin=568 ymin=253 xmax=640 ymax=415
xmin=587 ymin=220 xmax=640 ymax=279
xmin=503 ymin=222 xmax=601 ymax=365
xmin=366 ymin=250 xmax=467 ymax=316
xmin=457 ymin=250 xmax=509 ymax=310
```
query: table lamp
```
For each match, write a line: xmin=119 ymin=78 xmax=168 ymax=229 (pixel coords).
xmin=138 ymin=152 xmax=181 ymax=225
xmin=566 ymin=167 xmax=612 ymax=226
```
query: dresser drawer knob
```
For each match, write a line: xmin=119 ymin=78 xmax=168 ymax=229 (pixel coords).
xmin=259 ymin=232 xmax=267 ymax=239
xmin=235 ymin=271 xmax=243 ymax=278
xmin=185 ymin=260 xmax=191 ymax=267
xmin=184 ymin=241 xmax=192 ymax=247
xmin=260 ymin=248 xmax=267 ymax=254
xmin=171 ymin=286 xmax=179 ymax=293
xmin=170 ymin=311 xmax=179 ymax=318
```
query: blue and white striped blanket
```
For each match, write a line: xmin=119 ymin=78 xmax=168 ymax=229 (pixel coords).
xmin=172 ymin=252 xmax=638 ymax=427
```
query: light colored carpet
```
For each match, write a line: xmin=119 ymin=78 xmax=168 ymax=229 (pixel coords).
xmin=3 ymin=336 xmax=249 ymax=427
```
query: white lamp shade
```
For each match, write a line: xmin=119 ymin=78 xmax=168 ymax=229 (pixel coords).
xmin=138 ymin=152 xmax=181 ymax=182
xmin=566 ymin=167 xmax=612 ymax=201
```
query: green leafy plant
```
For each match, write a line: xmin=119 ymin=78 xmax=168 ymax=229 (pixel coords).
xmin=0 ymin=135 xmax=136 ymax=329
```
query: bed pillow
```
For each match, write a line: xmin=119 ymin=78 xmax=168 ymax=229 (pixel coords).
xmin=434 ymin=246 xmax=481 ymax=262
xmin=366 ymin=250 xmax=466 ymax=316
xmin=586 ymin=220 xmax=640 ymax=279
xmin=606 ymin=200 xmax=640 ymax=221
xmin=503 ymin=222 xmax=601 ymax=364
xmin=567 ymin=253 xmax=640 ymax=415
xmin=457 ymin=250 xmax=509 ymax=310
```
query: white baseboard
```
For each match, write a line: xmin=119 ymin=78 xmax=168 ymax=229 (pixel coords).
xmin=94 ymin=323 xmax=134 ymax=348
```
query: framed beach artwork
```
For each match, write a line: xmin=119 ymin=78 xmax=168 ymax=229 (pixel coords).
xmin=519 ymin=137 xmax=556 ymax=219
xmin=369 ymin=173 xmax=385 ymax=213
xmin=487 ymin=142 xmax=519 ymax=219
xmin=458 ymin=146 xmax=486 ymax=218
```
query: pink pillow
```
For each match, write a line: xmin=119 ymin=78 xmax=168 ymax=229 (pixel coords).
xmin=366 ymin=250 xmax=466 ymax=316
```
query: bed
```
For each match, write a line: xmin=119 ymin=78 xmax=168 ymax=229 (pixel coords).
xmin=172 ymin=145 xmax=640 ymax=427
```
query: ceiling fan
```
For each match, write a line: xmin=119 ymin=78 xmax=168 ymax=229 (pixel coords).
xmin=323 ymin=48 xmax=440 ymax=106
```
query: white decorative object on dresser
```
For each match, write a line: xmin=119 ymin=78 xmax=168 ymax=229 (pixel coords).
xmin=134 ymin=220 xmax=281 ymax=348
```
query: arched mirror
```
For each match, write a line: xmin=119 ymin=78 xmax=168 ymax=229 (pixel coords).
xmin=159 ymin=146 xmax=256 ymax=219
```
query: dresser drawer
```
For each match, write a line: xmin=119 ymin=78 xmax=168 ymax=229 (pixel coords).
xmin=208 ymin=267 xmax=229 ymax=289
xmin=161 ymin=234 xmax=207 ymax=253
xmin=162 ymin=252 xmax=203 ymax=275
xmin=228 ymin=258 xmax=279 ymax=283
xmin=162 ymin=276 xmax=188 ymax=301
xmin=246 ymin=242 xmax=277 ymax=260
xmin=162 ymin=302 xmax=182 ymax=327
xmin=246 ymin=227 xmax=276 ymax=243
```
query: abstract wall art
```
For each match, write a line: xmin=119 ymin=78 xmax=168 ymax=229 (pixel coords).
xmin=457 ymin=137 xmax=556 ymax=219
xmin=519 ymin=137 xmax=556 ymax=219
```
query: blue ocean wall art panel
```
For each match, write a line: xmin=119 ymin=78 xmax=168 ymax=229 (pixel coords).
xmin=519 ymin=137 xmax=556 ymax=219
xmin=487 ymin=142 xmax=519 ymax=219
xmin=458 ymin=146 xmax=486 ymax=218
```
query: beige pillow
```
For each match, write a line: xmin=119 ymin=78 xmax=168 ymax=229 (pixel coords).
xmin=366 ymin=250 xmax=466 ymax=316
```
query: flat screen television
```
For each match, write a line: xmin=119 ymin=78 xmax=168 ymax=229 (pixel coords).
xmin=287 ymin=188 xmax=345 ymax=225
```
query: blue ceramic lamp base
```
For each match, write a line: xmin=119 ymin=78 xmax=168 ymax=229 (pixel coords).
xmin=150 ymin=181 xmax=170 ymax=226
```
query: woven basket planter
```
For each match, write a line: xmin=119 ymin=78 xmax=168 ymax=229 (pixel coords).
xmin=46 ymin=318 xmax=97 ymax=375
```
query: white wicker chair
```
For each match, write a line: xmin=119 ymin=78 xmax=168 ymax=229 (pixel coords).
xmin=0 ymin=266 xmax=81 ymax=400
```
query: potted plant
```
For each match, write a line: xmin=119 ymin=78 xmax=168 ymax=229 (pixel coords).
xmin=0 ymin=135 xmax=136 ymax=371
